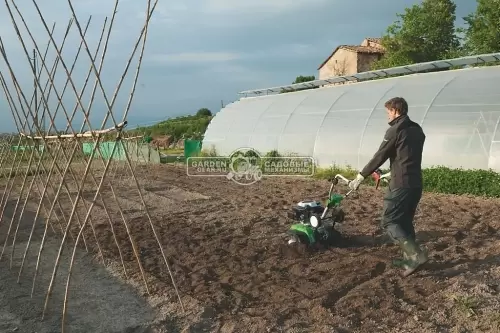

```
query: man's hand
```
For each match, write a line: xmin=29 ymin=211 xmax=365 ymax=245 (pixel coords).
xmin=348 ymin=173 xmax=365 ymax=191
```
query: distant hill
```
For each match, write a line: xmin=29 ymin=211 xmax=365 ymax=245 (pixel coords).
xmin=128 ymin=108 xmax=213 ymax=148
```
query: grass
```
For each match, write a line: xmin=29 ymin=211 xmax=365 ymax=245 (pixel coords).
xmin=450 ymin=294 xmax=478 ymax=317
xmin=160 ymin=155 xmax=185 ymax=164
xmin=160 ymin=148 xmax=184 ymax=155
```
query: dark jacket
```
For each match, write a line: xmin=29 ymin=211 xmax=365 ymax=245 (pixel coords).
xmin=360 ymin=114 xmax=425 ymax=189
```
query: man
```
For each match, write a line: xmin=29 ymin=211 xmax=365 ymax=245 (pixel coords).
xmin=348 ymin=97 xmax=428 ymax=277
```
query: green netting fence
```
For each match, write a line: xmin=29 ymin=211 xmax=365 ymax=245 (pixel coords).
xmin=11 ymin=145 xmax=45 ymax=152
xmin=184 ymin=139 xmax=201 ymax=158
xmin=82 ymin=140 xmax=160 ymax=163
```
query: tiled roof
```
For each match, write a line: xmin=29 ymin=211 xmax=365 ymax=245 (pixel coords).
xmin=340 ymin=45 xmax=385 ymax=54
xmin=317 ymin=45 xmax=385 ymax=70
xmin=365 ymin=37 xmax=382 ymax=44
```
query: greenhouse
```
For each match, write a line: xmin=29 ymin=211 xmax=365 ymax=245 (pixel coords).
xmin=202 ymin=54 xmax=500 ymax=172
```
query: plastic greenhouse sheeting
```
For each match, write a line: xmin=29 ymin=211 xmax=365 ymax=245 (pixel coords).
xmin=202 ymin=65 xmax=500 ymax=172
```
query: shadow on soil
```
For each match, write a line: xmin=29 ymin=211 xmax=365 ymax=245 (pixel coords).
xmin=0 ymin=200 xmax=158 ymax=333
xmin=348 ymin=227 xmax=500 ymax=276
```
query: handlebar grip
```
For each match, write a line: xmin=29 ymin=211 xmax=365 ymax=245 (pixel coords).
xmin=334 ymin=174 xmax=350 ymax=184
xmin=327 ymin=177 xmax=339 ymax=185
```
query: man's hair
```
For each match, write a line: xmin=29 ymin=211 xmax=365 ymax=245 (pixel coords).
xmin=384 ymin=97 xmax=408 ymax=115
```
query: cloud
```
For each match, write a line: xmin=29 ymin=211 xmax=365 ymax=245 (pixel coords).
xmin=149 ymin=52 xmax=241 ymax=64
xmin=204 ymin=64 xmax=271 ymax=83
xmin=136 ymin=1 xmax=189 ymax=25
xmin=245 ymin=43 xmax=320 ymax=60
xmin=149 ymin=44 xmax=316 ymax=66
xmin=0 ymin=0 xmax=480 ymax=132
xmin=203 ymin=0 xmax=329 ymax=14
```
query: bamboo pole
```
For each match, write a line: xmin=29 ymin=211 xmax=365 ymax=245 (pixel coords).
xmin=0 ymin=1 xmax=186 ymax=331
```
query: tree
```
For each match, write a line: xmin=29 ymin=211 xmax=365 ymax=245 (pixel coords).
xmin=461 ymin=0 xmax=500 ymax=55
xmin=371 ymin=0 xmax=460 ymax=70
xmin=279 ymin=75 xmax=318 ymax=93
xmin=196 ymin=108 xmax=212 ymax=117
xmin=293 ymin=75 xmax=315 ymax=84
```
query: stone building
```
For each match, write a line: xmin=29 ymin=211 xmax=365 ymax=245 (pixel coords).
xmin=317 ymin=37 xmax=385 ymax=85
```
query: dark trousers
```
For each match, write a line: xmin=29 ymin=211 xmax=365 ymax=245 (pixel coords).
xmin=380 ymin=187 xmax=422 ymax=243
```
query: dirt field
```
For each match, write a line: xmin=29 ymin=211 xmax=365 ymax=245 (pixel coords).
xmin=1 ymin=163 xmax=500 ymax=332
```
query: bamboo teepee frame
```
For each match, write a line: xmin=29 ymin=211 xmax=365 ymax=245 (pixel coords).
xmin=0 ymin=0 xmax=183 ymax=331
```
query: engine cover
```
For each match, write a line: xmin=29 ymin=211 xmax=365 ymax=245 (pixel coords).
xmin=288 ymin=203 xmax=324 ymax=221
xmin=296 ymin=200 xmax=321 ymax=208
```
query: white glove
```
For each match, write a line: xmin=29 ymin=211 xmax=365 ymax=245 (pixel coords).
xmin=348 ymin=173 xmax=364 ymax=190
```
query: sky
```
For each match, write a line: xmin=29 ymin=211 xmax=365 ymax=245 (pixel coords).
xmin=0 ymin=0 xmax=478 ymax=133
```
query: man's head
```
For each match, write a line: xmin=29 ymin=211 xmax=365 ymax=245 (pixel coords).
xmin=384 ymin=97 xmax=408 ymax=122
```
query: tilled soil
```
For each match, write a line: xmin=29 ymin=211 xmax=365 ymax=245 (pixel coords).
xmin=3 ymin=163 xmax=500 ymax=332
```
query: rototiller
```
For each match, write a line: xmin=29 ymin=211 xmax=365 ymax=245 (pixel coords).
xmin=286 ymin=169 xmax=390 ymax=247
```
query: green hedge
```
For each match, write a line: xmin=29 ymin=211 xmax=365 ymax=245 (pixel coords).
xmin=422 ymin=166 xmax=500 ymax=197
xmin=314 ymin=165 xmax=500 ymax=198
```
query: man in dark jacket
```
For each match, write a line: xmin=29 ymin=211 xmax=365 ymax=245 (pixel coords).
xmin=348 ymin=97 xmax=428 ymax=277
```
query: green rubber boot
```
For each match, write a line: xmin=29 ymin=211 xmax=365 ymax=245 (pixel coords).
xmin=392 ymin=251 xmax=409 ymax=268
xmin=392 ymin=239 xmax=429 ymax=277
